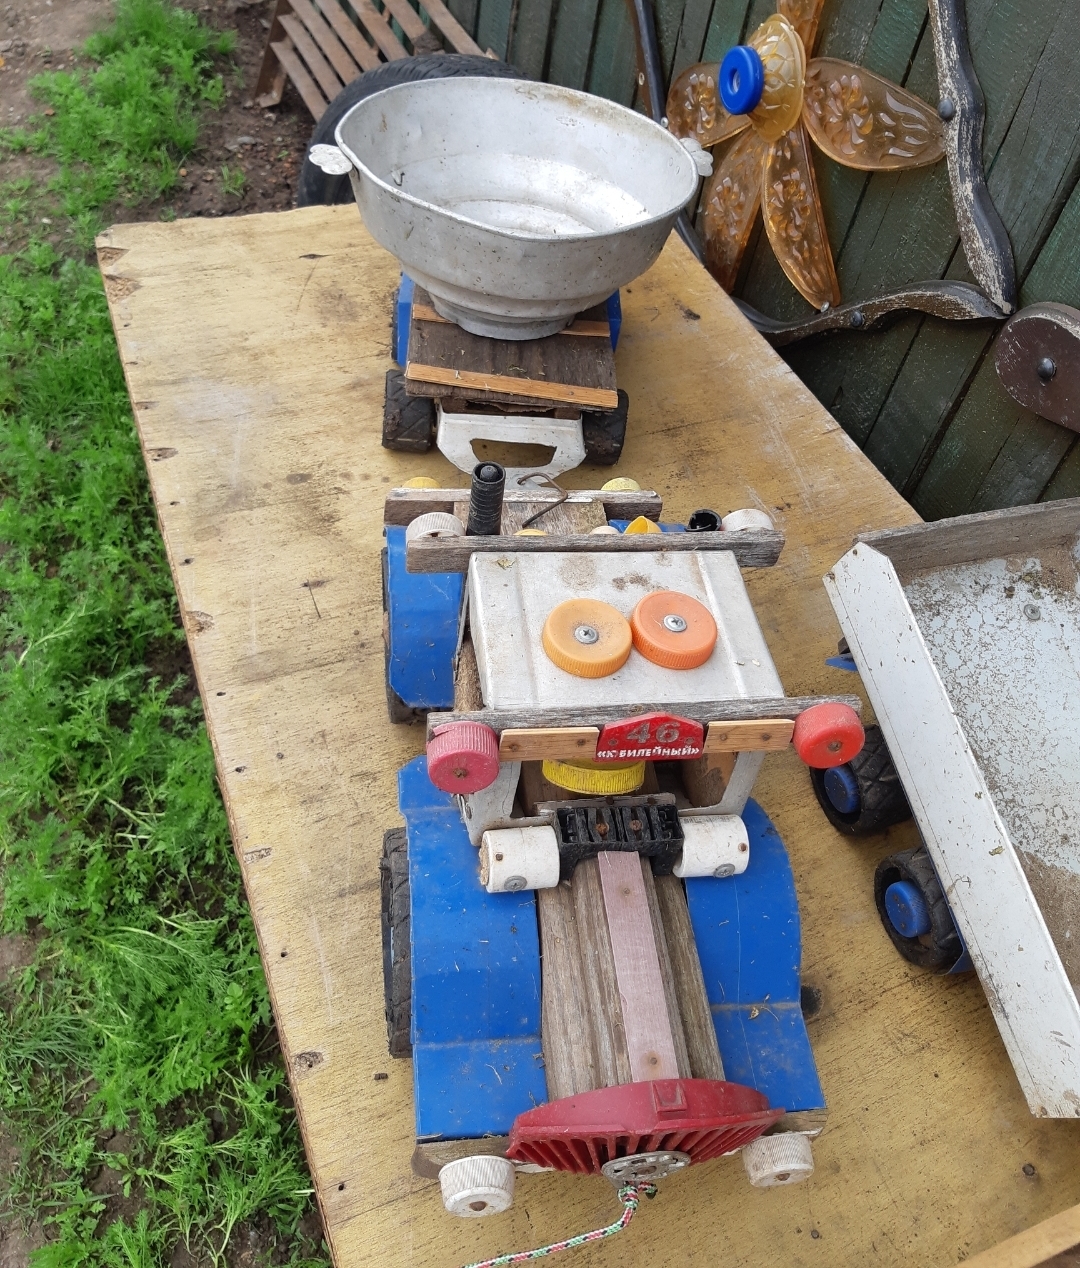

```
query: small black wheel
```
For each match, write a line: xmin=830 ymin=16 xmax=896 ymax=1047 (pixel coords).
xmin=874 ymin=845 xmax=964 ymax=972
xmin=380 ymin=828 xmax=412 ymax=1058
xmin=809 ymin=724 xmax=911 ymax=835
xmin=297 ymin=55 xmax=528 ymax=207
xmin=582 ymin=389 xmax=629 ymax=466
xmin=383 ymin=369 xmax=436 ymax=453
xmin=381 ymin=545 xmax=427 ymax=723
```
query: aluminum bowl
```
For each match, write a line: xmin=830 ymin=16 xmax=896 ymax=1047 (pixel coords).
xmin=333 ymin=77 xmax=699 ymax=339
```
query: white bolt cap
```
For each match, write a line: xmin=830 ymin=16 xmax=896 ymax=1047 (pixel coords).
xmin=742 ymin=1133 xmax=814 ymax=1187
xmin=722 ymin=508 xmax=775 ymax=532
xmin=439 ymin=1155 xmax=515 ymax=1217
xmin=406 ymin=511 xmax=465 ymax=545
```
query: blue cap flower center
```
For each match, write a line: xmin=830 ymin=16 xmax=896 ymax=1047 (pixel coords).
xmin=719 ymin=45 xmax=765 ymax=115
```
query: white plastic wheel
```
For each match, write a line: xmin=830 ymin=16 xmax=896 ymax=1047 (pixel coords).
xmin=742 ymin=1133 xmax=814 ymax=1187
xmin=405 ymin=512 xmax=465 ymax=544
xmin=674 ymin=815 xmax=750 ymax=878
xmin=722 ymin=508 xmax=775 ymax=532
xmin=480 ymin=825 xmax=560 ymax=893
xmin=439 ymin=1155 xmax=515 ymax=1217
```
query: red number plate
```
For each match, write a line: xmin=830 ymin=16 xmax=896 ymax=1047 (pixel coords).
xmin=594 ymin=713 xmax=704 ymax=761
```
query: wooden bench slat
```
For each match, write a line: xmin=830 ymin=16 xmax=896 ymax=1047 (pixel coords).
xmin=420 ymin=0 xmax=483 ymax=53
xmin=269 ymin=38 xmax=329 ymax=120
xmin=279 ymin=13 xmax=344 ymax=102
xmin=380 ymin=0 xmax=428 ymax=41
xmin=350 ymin=0 xmax=409 ymax=60
xmin=290 ymin=0 xmax=365 ymax=81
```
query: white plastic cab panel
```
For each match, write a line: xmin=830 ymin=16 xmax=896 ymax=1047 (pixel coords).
xmin=825 ymin=531 xmax=1080 ymax=1118
xmin=469 ymin=550 xmax=784 ymax=711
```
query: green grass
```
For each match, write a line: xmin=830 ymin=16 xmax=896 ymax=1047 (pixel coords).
xmin=0 ymin=4 xmax=327 ymax=1265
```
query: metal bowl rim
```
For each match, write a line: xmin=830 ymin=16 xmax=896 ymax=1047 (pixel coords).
xmin=334 ymin=78 xmax=699 ymax=245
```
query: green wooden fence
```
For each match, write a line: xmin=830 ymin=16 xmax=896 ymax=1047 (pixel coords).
xmin=442 ymin=0 xmax=1080 ymax=519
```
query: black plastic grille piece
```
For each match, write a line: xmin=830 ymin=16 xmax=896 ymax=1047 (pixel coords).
xmin=550 ymin=797 xmax=684 ymax=880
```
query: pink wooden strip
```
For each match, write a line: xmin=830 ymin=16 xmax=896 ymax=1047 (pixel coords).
xmin=597 ymin=850 xmax=680 ymax=1083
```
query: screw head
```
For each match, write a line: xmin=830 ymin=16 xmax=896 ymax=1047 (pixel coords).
xmin=938 ymin=97 xmax=955 ymax=120
xmin=662 ymin=613 xmax=688 ymax=633
xmin=850 ymin=309 xmax=865 ymax=328
xmin=713 ymin=863 xmax=737 ymax=878
xmin=1024 ymin=603 xmax=1041 ymax=621
xmin=504 ymin=874 xmax=527 ymax=891
xmin=574 ymin=624 xmax=599 ymax=645
xmin=1037 ymin=356 xmax=1057 ymax=382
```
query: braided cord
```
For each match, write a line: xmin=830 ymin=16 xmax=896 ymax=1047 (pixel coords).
xmin=460 ymin=1182 xmax=656 ymax=1268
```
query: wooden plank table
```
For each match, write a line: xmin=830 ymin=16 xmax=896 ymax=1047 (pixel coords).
xmin=96 ymin=206 xmax=1080 ymax=1268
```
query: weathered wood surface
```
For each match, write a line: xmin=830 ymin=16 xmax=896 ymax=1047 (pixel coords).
xmin=406 ymin=289 xmax=617 ymax=411
xmin=98 ymin=204 xmax=1080 ymax=1268
xmin=405 ymin=527 xmax=784 ymax=572
xmin=383 ymin=487 xmax=662 ymax=526
xmin=951 ymin=1201 xmax=1080 ymax=1268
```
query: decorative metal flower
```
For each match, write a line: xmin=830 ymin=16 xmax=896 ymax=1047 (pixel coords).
xmin=666 ymin=0 xmax=946 ymax=310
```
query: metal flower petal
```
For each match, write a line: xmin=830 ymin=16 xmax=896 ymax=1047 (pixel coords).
xmin=762 ymin=124 xmax=840 ymax=310
xmin=802 ymin=59 xmax=945 ymax=170
xmin=701 ymin=128 xmax=768 ymax=292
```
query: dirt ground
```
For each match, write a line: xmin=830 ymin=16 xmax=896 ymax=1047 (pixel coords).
xmin=0 ymin=0 xmax=316 ymax=236
xmin=0 ymin=4 xmax=326 ymax=1263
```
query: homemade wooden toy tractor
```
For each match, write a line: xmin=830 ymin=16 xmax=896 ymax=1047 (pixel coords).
xmin=380 ymin=470 xmax=866 ymax=1228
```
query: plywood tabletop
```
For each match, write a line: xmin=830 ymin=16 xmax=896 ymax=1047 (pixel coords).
xmin=96 ymin=205 xmax=1080 ymax=1268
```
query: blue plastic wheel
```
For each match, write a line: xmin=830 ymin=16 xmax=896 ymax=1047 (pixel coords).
xmin=719 ymin=45 xmax=765 ymax=115
xmin=823 ymin=763 xmax=860 ymax=816
xmin=884 ymin=880 xmax=932 ymax=939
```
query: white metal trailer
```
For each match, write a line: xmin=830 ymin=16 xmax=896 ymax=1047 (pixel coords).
xmin=824 ymin=499 xmax=1080 ymax=1118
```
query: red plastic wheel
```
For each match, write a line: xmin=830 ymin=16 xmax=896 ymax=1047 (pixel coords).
xmin=427 ymin=721 xmax=501 ymax=793
xmin=793 ymin=703 xmax=865 ymax=768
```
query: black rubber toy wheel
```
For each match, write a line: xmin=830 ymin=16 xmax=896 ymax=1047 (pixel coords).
xmin=381 ymin=545 xmax=427 ymax=723
xmin=582 ymin=389 xmax=629 ymax=466
xmin=297 ymin=54 xmax=529 ymax=207
xmin=874 ymin=846 xmax=963 ymax=972
xmin=383 ymin=369 xmax=436 ymax=453
xmin=380 ymin=828 xmax=412 ymax=1058
xmin=809 ymin=724 xmax=912 ymax=836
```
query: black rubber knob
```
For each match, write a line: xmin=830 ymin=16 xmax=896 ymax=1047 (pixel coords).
xmin=467 ymin=461 xmax=505 ymax=536
xmin=686 ymin=509 xmax=721 ymax=532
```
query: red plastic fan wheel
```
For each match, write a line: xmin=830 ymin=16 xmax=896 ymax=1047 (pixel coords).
xmin=506 ymin=1078 xmax=783 ymax=1174
xmin=426 ymin=721 xmax=501 ymax=793
xmin=793 ymin=702 xmax=864 ymax=768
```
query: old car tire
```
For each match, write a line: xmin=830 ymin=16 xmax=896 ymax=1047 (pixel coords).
xmin=809 ymin=724 xmax=912 ymax=835
xmin=380 ymin=828 xmax=412 ymax=1057
xmin=582 ymin=389 xmax=629 ymax=466
xmin=383 ymin=369 xmax=436 ymax=453
xmin=874 ymin=845 xmax=964 ymax=972
xmin=297 ymin=54 xmax=529 ymax=207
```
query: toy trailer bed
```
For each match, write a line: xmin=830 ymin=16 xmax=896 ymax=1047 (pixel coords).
xmin=824 ymin=498 xmax=1080 ymax=1118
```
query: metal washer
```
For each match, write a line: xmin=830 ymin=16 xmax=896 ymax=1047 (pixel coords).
xmin=600 ymin=1150 xmax=691 ymax=1185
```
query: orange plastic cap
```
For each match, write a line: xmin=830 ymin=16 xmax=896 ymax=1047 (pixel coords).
xmin=542 ymin=598 xmax=632 ymax=678
xmin=623 ymin=515 xmax=662 ymax=535
xmin=792 ymin=703 xmax=865 ymax=768
xmin=630 ymin=590 xmax=717 ymax=669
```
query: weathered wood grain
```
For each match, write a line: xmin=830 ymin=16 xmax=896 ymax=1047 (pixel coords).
xmin=571 ymin=857 xmax=632 ymax=1088
xmin=405 ymin=527 xmax=784 ymax=572
xmin=640 ymin=859 xmax=693 ymax=1078
xmin=653 ymin=873 xmax=724 ymax=1081
xmin=538 ymin=882 xmax=600 ymax=1099
xmin=383 ymin=487 xmax=662 ymax=526
xmin=426 ymin=695 xmax=863 ymax=739
xmin=97 ymin=203 xmax=1080 ymax=1268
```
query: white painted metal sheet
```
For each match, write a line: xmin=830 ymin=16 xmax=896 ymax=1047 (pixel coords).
xmin=825 ymin=543 xmax=1080 ymax=1117
xmin=468 ymin=550 xmax=784 ymax=710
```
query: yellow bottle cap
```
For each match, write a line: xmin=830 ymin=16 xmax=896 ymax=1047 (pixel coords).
xmin=402 ymin=476 xmax=440 ymax=489
xmin=542 ymin=598 xmax=632 ymax=678
xmin=542 ymin=758 xmax=646 ymax=795
xmin=601 ymin=477 xmax=641 ymax=492
xmin=623 ymin=515 xmax=662 ymax=534
xmin=515 ymin=528 xmax=547 ymax=536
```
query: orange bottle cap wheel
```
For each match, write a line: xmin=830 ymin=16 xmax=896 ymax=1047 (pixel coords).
xmin=631 ymin=590 xmax=717 ymax=669
xmin=542 ymin=598 xmax=632 ymax=678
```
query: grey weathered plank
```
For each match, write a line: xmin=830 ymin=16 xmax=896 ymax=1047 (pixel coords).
xmin=405 ymin=527 xmax=785 ymax=571
xmin=670 ymin=0 xmax=719 ymax=80
xmin=383 ymin=487 xmax=663 ymax=526
xmin=425 ymin=693 xmax=863 ymax=738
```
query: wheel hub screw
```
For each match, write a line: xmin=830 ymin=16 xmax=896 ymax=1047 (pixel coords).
xmin=574 ymin=624 xmax=600 ymax=644
xmin=662 ymin=614 xmax=688 ymax=633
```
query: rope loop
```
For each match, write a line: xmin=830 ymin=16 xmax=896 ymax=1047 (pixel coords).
xmin=460 ymin=1181 xmax=657 ymax=1268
